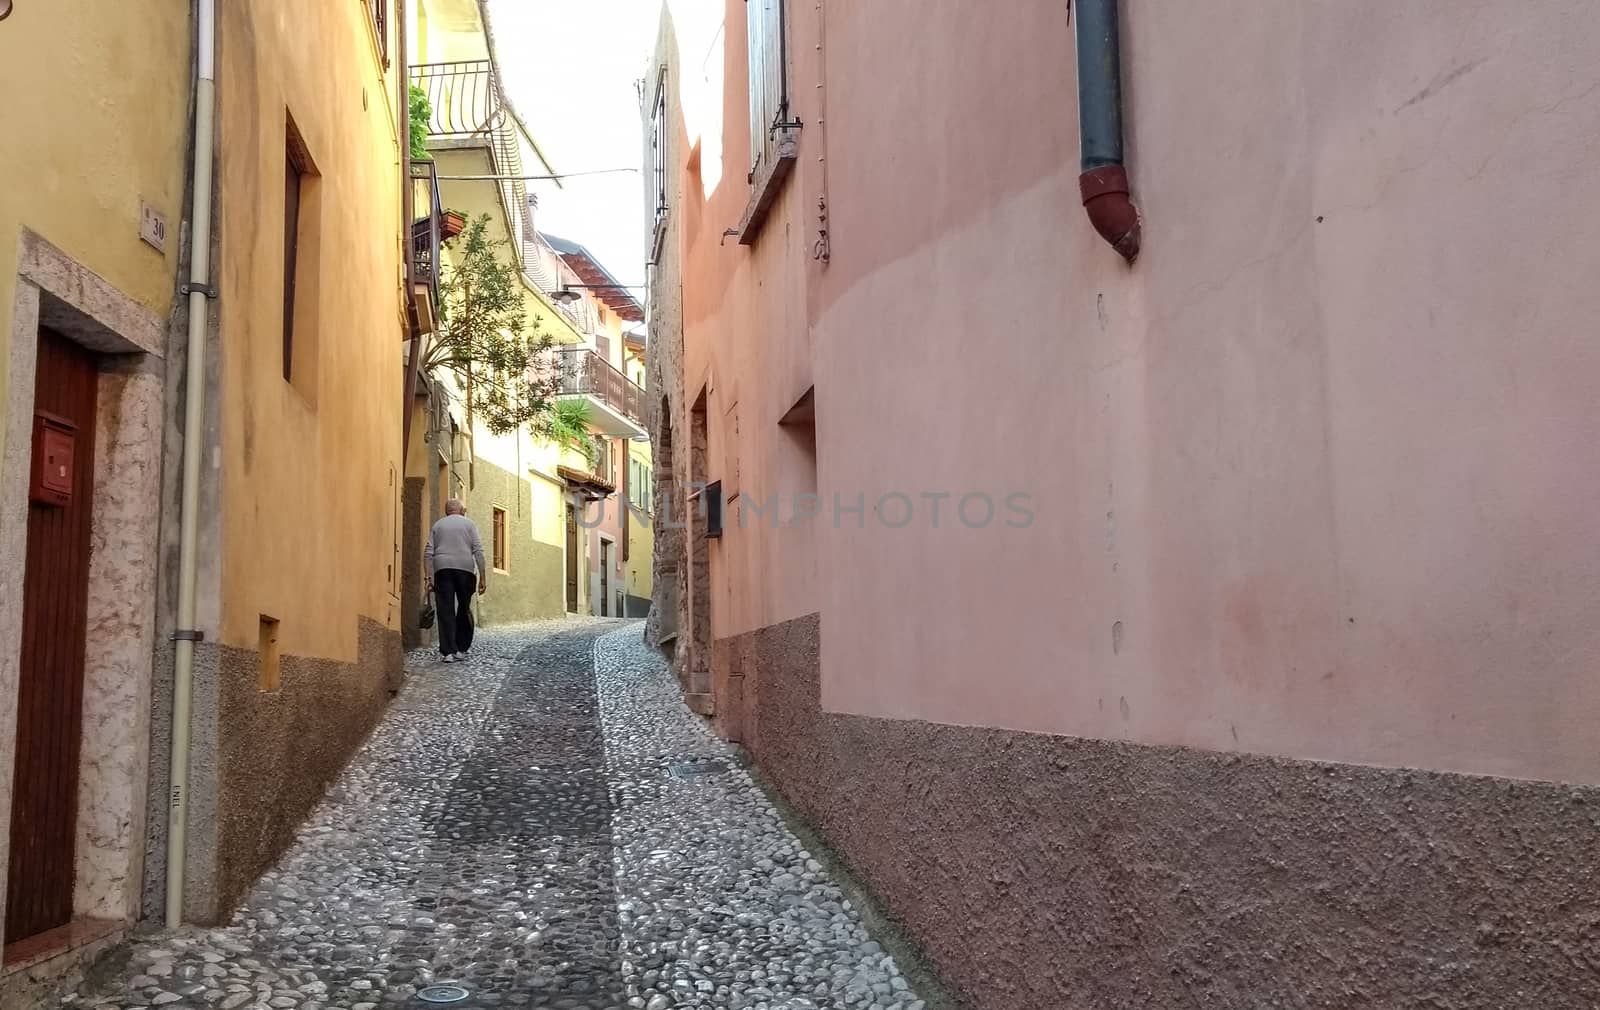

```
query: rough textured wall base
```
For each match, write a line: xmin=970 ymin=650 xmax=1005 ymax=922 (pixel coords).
xmin=401 ymin=476 xmax=427 ymax=651
xmin=737 ymin=612 xmax=1600 ymax=1010
xmin=210 ymin=617 xmax=399 ymax=920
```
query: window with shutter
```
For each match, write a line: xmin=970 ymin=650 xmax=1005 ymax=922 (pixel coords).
xmin=739 ymin=0 xmax=801 ymax=242
xmin=746 ymin=0 xmax=794 ymax=181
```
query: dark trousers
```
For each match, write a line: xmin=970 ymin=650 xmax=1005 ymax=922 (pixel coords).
xmin=434 ymin=568 xmax=477 ymax=656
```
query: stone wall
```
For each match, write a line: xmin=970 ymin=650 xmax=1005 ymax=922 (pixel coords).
xmin=642 ymin=5 xmax=689 ymax=675
xmin=737 ymin=612 xmax=1600 ymax=1010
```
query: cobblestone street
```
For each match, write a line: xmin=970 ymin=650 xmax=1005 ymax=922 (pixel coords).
xmin=67 ymin=621 xmax=923 ymax=1010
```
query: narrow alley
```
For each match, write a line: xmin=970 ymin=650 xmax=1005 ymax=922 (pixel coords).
xmin=67 ymin=623 xmax=925 ymax=1010
xmin=6 ymin=0 xmax=1600 ymax=1006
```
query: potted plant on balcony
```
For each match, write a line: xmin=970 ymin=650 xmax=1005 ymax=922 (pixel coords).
xmin=440 ymin=209 xmax=468 ymax=241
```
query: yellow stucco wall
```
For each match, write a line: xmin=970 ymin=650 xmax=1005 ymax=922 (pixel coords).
xmin=217 ymin=0 xmax=404 ymax=659
xmin=0 ymin=4 xmax=189 ymax=448
xmin=625 ymin=351 xmax=648 ymax=388
xmin=433 ymin=149 xmax=585 ymax=346
xmin=413 ymin=0 xmax=488 ymax=66
xmin=627 ymin=438 xmax=654 ymax=601
xmin=526 ymin=439 xmax=571 ymax=535
xmin=430 ymin=148 xmax=605 ymax=619
xmin=620 ymin=345 xmax=652 ymax=601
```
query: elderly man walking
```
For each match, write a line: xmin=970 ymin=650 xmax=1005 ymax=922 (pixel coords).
xmin=424 ymin=498 xmax=487 ymax=663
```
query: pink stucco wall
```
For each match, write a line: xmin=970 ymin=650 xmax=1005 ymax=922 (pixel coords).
xmin=670 ymin=0 xmax=1600 ymax=784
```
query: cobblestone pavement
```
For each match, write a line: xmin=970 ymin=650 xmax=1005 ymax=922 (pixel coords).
xmin=68 ymin=620 xmax=923 ymax=1010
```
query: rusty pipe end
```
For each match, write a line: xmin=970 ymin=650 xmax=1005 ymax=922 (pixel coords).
xmin=1080 ymin=165 xmax=1141 ymax=263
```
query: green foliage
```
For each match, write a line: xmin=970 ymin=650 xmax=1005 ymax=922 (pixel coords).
xmin=422 ymin=215 xmax=564 ymax=438
xmin=409 ymin=84 xmax=433 ymax=162
xmin=540 ymin=399 xmax=599 ymax=465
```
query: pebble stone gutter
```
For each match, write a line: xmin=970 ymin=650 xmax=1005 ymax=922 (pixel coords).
xmin=67 ymin=621 xmax=927 ymax=1010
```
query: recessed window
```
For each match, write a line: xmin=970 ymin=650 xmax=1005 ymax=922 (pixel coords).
xmin=649 ymin=68 xmax=668 ymax=264
xmin=779 ymin=386 xmax=817 ymax=525
xmin=368 ymin=0 xmax=389 ymax=65
xmin=283 ymin=113 xmax=320 ymax=400
xmin=258 ymin=616 xmax=281 ymax=692
xmin=492 ymin=505 xmax=509 ymax=572
xmin=705 ymin=480 xmax=724 ymax=539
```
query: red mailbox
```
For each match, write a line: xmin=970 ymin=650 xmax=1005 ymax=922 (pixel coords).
xmin=29 ymin=411 xmax=77 ymax=507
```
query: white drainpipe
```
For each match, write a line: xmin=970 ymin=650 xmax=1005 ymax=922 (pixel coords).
xmin=165 ymin=0 xmax=217 ymax=929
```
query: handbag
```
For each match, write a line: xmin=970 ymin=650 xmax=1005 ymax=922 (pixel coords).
xmin=419 ymin=597 xmax=436 ymax=630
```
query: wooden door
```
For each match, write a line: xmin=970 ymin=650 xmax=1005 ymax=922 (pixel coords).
xmin=600 ymin=541 xmax=611 ymax=617
xmin=564 ymin=505 xmax=579 ymax=613
xmin=7 ymin=330 xmax=98 ymax=942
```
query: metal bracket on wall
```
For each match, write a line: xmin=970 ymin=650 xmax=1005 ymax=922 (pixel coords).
xmin=169 ymin=630 xmax=205 ymax=642
xmin=179 ymin=282 xmax=219 ymax=299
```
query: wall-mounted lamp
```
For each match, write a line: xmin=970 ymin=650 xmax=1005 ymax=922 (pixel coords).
xmin=0 ymin=0 xmax=15 ymax=21
xmin=550 ymin=283 xmax=645 ymax=304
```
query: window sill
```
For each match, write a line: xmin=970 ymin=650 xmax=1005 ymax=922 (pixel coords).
xmin=737 ymin=131 xmax=800 ymax=246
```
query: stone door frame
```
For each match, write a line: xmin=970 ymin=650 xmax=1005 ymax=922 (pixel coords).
xmin=0 ymin=231 xmax=167 ymax=960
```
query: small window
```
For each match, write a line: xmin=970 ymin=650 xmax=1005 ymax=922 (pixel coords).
xmin=492 ymin=505 xmax=508 ymax=572
xmin=651 ymin=71 xmax=668 ymax=224
xmin=648 ymin=68 xmax=670 ymax=266
xmin=705 ymin=479 xmax=724 ymax=539
xmin=258 ymin=616 xmax=281 ymax=692
xmin=282 ymin=113 xmax=319 ymax=397
xmin=725 ymin=403 xmax=741 ymax=498
xmin=283 ymin=141 xmax=305 ymax=383
xmin=370 ymin=0 xmax=389 ymax=65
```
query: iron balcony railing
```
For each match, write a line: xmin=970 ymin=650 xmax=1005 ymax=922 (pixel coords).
xmin=556 ymin=346 xmax=645 ymax=428
xmin=410 ymin=60 xmax=528 ymax=265
xmin=409 ymin=158 xmax=443 ymax=307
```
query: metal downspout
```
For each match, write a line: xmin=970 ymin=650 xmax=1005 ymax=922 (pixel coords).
xmin=1074 ymin=0 xmax=1141 ymax=261
xmin=402 ymin=0 xmax=423 ymax=462
xmin=165 ymin=0 xmax=217 ymax=928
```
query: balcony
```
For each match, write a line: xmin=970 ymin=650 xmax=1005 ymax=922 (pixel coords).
xmin=408 ymin=158 xmax=444 ymax=333
xmin=410 ymin=60 xmax=528 ymax=264
xmin=555 ymin=346 xmax=646 ymax=438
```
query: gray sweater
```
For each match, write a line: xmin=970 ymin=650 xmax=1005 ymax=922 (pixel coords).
xmin=424 ymin=514 xmax=487 ymax=579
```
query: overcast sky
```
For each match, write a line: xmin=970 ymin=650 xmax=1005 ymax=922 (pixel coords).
xmin=490 ymin=0 xmax=660 ymax=295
